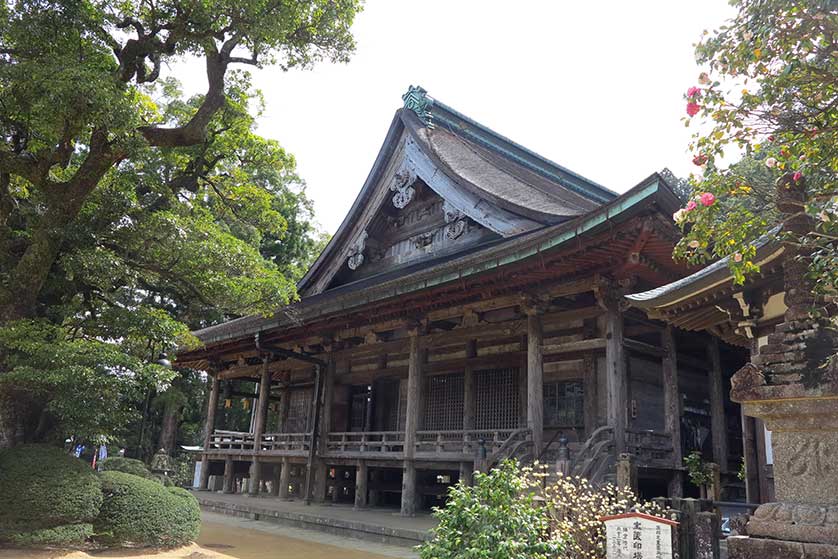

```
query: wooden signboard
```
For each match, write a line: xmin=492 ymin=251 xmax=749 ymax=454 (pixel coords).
xmin=600 ymin=512 xmax=679 ymax=559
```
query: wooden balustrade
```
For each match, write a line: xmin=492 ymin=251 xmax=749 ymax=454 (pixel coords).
xmin=207 ymin=430 xmax=311 ymax=455
xmin=626 ymin=429 xmax=676 ymax=467
xmin=325 ymin=431 xmax=405 ymax=455
xmin=207 ymin=427 xmax=548 ymax=462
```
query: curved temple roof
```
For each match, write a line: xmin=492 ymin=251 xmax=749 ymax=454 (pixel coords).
xmin=297 ymin=86 xmax=618 ymax=296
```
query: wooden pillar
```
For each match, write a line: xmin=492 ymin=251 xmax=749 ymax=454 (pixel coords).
xmin=249 ymin=362 xmax=271 ymax=495
xmin=368 ymin=468 xmax=379 ymax=507
xmin=662 ymin=325 xmax=683 ymax=497
xmin=741 ymin=409 xmax=761 ymax=503
xmin=277 ymin=384 xmax=290 ymax=432
xmin=314 ymin=354 xmax=335 ymax=503
xmin=708 ymin=337 xmax=728 ymax=472
xmin=199 ymin=374 xmax=220 ymax=490
xmin=463 ymin=340 xmax=476 ymax=432
xmin=270 ymin=464 xmax=281 ymax=497
xmin=401 ymin=328 xmax=423 ymax=516
xmin=526 ymin=309 xmax=544 ymax=456
xmin=354 ymin=461 xmax=368 ymax=509
xmin=603 ymin=297 xmax=627 ymax=454
xmin=583 ymin=354 xmax=598 ymax=437
xmin=278 ymin=458 xmax=291 ymax=500
xmin=459 ymin=461 xmax=474 ymax=487
xmin=222 ymin=456 xmax=234 ymax=494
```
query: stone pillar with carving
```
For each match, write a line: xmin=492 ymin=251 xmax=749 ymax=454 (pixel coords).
xmin=728 ymin=177 xmax=838 ymax=558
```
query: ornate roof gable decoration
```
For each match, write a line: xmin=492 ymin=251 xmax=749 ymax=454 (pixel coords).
xmin=443 ymin=200 xmax=467 ymax=240
xmin=402 ymin=85 xmax=434 ymax=127
xmin=346 ymin=230 xmax=368 ymax=271
xmin=389 ymin=159 xmax=418 ymax=209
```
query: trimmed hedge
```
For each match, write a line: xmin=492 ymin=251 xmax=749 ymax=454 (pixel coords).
xmin=100 ymin=456 xmax=155 ymax=479
xmin=0 ymin=445 xmax=102 ymax=532
xmin=95 ymin=471 xmax=201 ymax=547
xmin=5 ymin=524 xmax=93 ymax=547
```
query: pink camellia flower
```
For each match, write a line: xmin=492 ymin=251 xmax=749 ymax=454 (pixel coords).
xmin=793 ymin=171 xmax=803 ymax=182
xmin=686 ymin=102 xmax=701 ymax=117
xmin=765 ymin=157 xmax=778 ymax=168
xmin=733 ymin=252 xmax=743 ymax=263
xmin=700 ymin=192 xmax=716 ymax=207
xmin=685 ymin=200 xmax=697 ymax=212
xmin=698 ymin=72 xmax=711 ymax=85
xmin=687 ymin=86 xmax=701 ymax=98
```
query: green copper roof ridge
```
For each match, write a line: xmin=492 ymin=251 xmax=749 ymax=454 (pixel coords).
xmin=429 ymin=99 xmax=618 ymax=204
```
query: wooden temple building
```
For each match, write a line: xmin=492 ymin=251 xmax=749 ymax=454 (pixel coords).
xmin=176 ymin=86 xmax=750 ymax=514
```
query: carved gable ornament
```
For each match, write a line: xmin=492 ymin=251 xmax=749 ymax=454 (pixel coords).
xmin=347 ymin=230 xmax=368 ymax=271
xmin=390 ymin=160 xmax=418 ymax=209
xmin=442 ymin=200 xmax=466 ymax=240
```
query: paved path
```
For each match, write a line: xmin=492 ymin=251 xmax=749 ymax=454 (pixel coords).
xmin=200 ymin=511 xmax=419 ymax=559
xmin=196 ymin=491 xmax=435 ymax=547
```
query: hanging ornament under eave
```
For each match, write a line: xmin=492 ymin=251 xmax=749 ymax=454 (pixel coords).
xmin=242 ymin=399 xmax=251 ymax=410
xmin=224 ymin=399 xmax=232 ymax=409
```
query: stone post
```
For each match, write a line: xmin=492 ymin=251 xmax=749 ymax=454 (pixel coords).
xmin=616 ymin=453 xmax=637 ymax=491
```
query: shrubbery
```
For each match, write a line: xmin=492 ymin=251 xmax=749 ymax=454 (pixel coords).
xmin=95 ymin=471 xmax=201 ymax=547
xmin=420 ymin=461 xmax=562 ymax=559
xmin=0 ymin=445 xmax=102 ymax=546
xmin=4 ymin=524 xmax=94 ymax=547
xmin=100 ymin=456 xmax=155 ymax=479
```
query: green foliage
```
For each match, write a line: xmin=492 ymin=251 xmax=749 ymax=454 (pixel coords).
xmin=684 ymin=451 xmax=713 ymax=488
xmin=419 ymin=461 xmax=562 ymax=559
xmin=4 ymin=524 xmax=93 ymax=547
xmin=674 ymin=1 xmax=837 ymax=293
xmin=100 ymin=457 xmax=155 ymax=480
xmin=0 ymin=445 xmax=102 ymax=540
xmin=0 ymin=320 xmax=174 ymax=444
xmin=95 ymin=471 xmax=201 ymax=547
xmin=0 ymin=0 xmax=359 ymax=446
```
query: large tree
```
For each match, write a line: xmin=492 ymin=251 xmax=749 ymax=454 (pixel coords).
xmin=673 ymin=0 xmax=836 ymax=295
xmin=0 ymin=0 xmax=360 ymax=447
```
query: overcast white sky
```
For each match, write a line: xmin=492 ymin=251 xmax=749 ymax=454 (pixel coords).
xmin=180 ymin=1 xmax=736 ymax=234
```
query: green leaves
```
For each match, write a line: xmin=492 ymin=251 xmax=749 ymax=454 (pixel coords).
xmin=420 ymin=461 xmax=563 ymax=559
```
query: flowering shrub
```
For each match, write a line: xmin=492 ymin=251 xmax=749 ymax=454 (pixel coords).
xmin=421 ymin=461 xmax=666 ymax=559
xmin=543 ymin=473 xmax=664 ymax=559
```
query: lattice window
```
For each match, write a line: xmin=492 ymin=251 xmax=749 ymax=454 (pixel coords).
xmin=544 ymin=381 xmax=584 ymax=428
xmin=284 ymin=389 xmax=311 ymax=433
xmin=475 ymin=368 xmax=520 ymax=430
xmin=423 ymin=373 xmax=464 ymax=430
xmin=373 ymin=379 xmax=400 ymax=431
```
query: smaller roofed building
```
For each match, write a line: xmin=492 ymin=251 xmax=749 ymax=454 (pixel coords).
xmin=627 ymin=230 xmax=788 ymax=504
xmin=177 ymin=86 xmax=750 ymax=513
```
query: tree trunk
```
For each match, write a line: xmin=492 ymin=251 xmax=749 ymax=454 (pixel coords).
xmin=158 ymin=399 xmax=182 ymax=454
